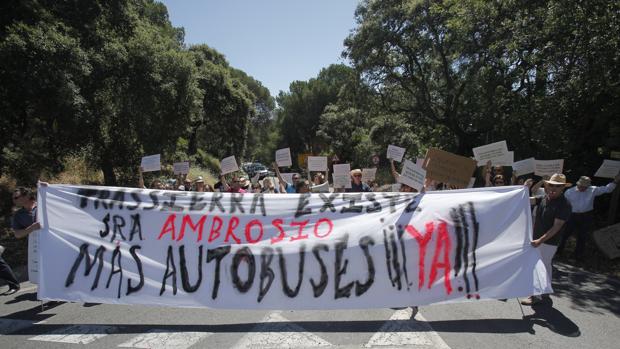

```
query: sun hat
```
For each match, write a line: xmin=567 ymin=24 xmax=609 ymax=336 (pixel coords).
xmin=576 ymin=176 xmax=591 ymax=187
xmin=544 ymin=173 xmax=571 ymax=187
xmin=195 ymin=176 xmax=205 ymax=183
xmin=350 ymin=169 xmax=362 ymax=176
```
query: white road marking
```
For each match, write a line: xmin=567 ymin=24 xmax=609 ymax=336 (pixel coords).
xmin=364 ymin=308 xmax=451 ymax=348
xmin=28 ymin=324 xmax=117 ymax=344
xmin=0 ymin=318 xmax=34 ymax=335
xmin=118 ymin=329 xmax=212 ymax=349
xmin=232 ymin=312 xmax=332 ymax=349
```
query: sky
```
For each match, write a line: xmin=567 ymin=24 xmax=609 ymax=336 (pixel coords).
xmin=158 ymin=0 xmax=360 ymax=97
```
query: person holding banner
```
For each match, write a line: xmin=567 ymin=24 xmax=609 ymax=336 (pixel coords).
xmin=522 ymin=173 xmax=572 ymax=306
xmin=557 ymin=172 xmax=620 ymax=262
xmin=220 ymin=175 xmax=247 ymax=193
xmin=261 ymin=178 xmax=279 ymax=193
xmin=273 ymin=162 xmax=298 ymax=193
xmin=346 ymin=169 xmax=371 ymax=192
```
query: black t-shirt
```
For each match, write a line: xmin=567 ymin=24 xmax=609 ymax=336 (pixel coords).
xmin=12 ymin=207 xmax=36 ymax=230
xmin=533 ymin=196 xmax=571 ymax=246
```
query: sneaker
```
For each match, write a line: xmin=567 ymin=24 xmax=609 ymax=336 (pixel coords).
xmin=2 ymin=287 xmax=19 ymax=296
xmin=520 ymin=296 xmax=541 ymax=306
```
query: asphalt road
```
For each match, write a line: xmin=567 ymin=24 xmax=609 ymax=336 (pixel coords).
xmin=1 ymin=262 xmax=618 ymax=349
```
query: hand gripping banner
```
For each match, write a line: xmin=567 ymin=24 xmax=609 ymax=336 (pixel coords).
xmin=36 ymin=185 xmax=551 ymax=309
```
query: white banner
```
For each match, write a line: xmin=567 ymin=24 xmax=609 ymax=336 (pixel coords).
xmin=37 ymin=185 xmax=549 ymax=309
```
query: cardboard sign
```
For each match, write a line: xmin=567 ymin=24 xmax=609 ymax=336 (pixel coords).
xmin=140 ymin=154 xmax=161 ymax=172
xmin=398 ymin=159 xmax=426 ymax=191
xmin=512 ymin=158 xmax=536 ymax=176
xmin=333 ymin=174 xmax=351 ymax=188
xmin=307 ymin=156 xmax=328 ymax=171
xmin=333 ymin=163 xmax=351 ymax=176
xmin=361 ymin=168 xmax=377 ymax=182
xmin=387 ymin=145 xmax=406 ymax=162
xmin=280 ymin=173 xmax=299 ymax=185
xmin=534 ymin=159 xmax=563 ymax=177
xmin=220 ymin=155 xmax=239 ymax=175
xmin=594 ymin=160 xmax=620 ymax=179
xmin=275 ymin=148 xmax=292 ymax=167
xmin=423 ymin=148 xmax=477 ymax=188
xmin=472 ymin=141 xmax=509 ymax=166
xmin=173 ymin=161 xmax=190 ymax=175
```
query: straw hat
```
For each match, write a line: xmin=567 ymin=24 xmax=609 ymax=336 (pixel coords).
xmin=544 ymin=173 xmax=571 ymax=187
xmin=350 ymin=169 xmax=362 ymax=176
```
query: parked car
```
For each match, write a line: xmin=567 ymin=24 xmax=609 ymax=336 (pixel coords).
xmin=242 ymin=162 xmax=271 ymax=179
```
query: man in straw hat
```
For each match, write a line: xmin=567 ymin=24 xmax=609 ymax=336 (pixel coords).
xmin=521 ymin=173 xmax=572 ymax=306
xmin=558 ymin=171 xmax=620 ymax=262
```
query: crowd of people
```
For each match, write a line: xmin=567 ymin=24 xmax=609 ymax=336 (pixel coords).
xmin=2 ymin=158 xmax=620 ymax=310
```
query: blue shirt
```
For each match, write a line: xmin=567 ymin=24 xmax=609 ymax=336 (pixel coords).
xmin=12 ymin=206 xmax=36 ymax=230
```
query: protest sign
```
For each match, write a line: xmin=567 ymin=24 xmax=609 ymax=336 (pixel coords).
xmin=280 ymin=173 xmax=299 ymax=185
xmin=398 ymin=159 xmax=426 ymax=191
xmin=173 ymin=161 xmax=190 ymax=175
xmin=535 ymin=159 xmax=563 ymax=177
xmin=512 ymin=158 xmax=536 ymax=176
xmin=275 ymin=148 xmax=292 ymax=167
xmin=423 ymin=148 xmax=477 ymax=188
xmin=387 ymin=145 xmax=406 ymax=162
xmin=332 ymin=174 xmax=352 ymax=189
xmin=220 ymin=156 xmax=239 ymax=175
xmin=333 ymin=164 xmax=351 ymax=176
xmin=37 ymin=184 xmax=549 ymax=309
xmin=594 ymin=160 xmax=620 ymax=179
xmin=362 ymin=168 xmax=377 ymax=182
xmin=472 ymin=141 xmax=509 ymax=166
xmin=307 ymin=156 xmax=328 ymax=171
xmin=141 ymin=154 xmax=161 ymax=172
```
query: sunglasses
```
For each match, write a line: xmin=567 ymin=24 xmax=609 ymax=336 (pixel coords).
xmin=353 ymin=174 xmax=362 ymax=178
xmin=494 ymin=181 xmax=504 ymax=185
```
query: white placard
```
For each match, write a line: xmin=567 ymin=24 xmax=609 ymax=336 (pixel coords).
xmin=275 ymin=148 xmax=292 ymax=167
xmin=387 ymin=145 xmax=406 ymax=162
xmin=220 ymin=155 xmax=239 ymax=175
xmin=512 ymin=158 xmax=536 ymax=176
xmin=280 ymin=173 xmax=299 ymax=185
xmin=307 ymin=156 xmax=328 ymax=171
xmin=398 ymin=159 xmax=426 ymax=191
xmin=361 ymin=168 xmax=377 ymax=182
xmin=173 ymin=161 xmax=190 ymax=175
xmin=472 ymin=141 xmax=509 ymax=166
xmin=594 ymin=160 xmax=620 ymax=179
xmin=37 ymin=184 xmax=550 ymax=309
xmin=141 ymin=154 xmax=161 ymax=172
xmin=535 ymin=159 xmax=564 ymax=177
xmin=492 ymin=151 xmax=514 ymax=167
xmin=333 ymin=174 xmax=351 ymax=188
xmin=333 ymin=163 xmax=351 ymax=176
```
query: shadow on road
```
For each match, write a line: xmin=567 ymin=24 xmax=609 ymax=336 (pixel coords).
xmin=1 ymin=302 xmax=580 ymax=338
xmin=552 ymin=262 xmax=620 ymax=316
